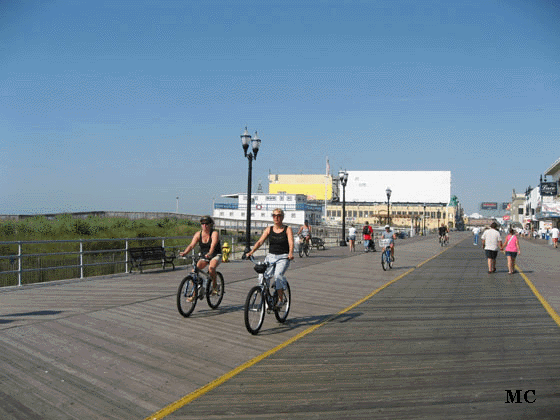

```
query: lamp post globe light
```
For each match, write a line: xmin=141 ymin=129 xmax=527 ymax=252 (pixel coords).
xmin=339 ymin=170 xmax=349 ymax=246
xmin=385 ymin=187 xmax=392 ymax=226
xmin=241 ymin=127 xmax=261 ymax=253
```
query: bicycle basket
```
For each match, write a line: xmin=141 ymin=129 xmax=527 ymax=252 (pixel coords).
xmin=379 ymin=238 xmax=392 ymax=248
xmin=253 ymin=263 xmax=267 ymax=274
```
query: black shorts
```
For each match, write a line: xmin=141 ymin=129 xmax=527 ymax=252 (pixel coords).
xmin=485 ymin=250 xmax=498 ymax=259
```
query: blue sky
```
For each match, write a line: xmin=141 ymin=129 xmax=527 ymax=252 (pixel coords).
xmin=1 ymin=0 xmax=559 ymax=216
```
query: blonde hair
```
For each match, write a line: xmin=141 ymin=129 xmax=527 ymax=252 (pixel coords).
xmin=272 ymin=208 xmax=284 ymax=216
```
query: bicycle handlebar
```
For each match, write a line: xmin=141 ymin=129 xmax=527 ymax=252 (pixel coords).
xmin=244 ymin=254 xmax=290 ymax=266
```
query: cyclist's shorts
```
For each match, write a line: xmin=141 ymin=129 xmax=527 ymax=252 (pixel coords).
xmin=210 ymin=254 xmax=222 ymax=266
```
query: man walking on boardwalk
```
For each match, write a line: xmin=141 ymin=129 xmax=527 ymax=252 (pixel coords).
xmin=472 ymin=226 xmax=480 ymax=246
xmin=481 ymin=222 xmax=502 ymax=273
xmin=551 ymin=225 xmax=559 ymax=248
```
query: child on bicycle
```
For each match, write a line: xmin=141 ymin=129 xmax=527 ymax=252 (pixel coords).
xmin=245 ymin=208 xmax=294 ymax=308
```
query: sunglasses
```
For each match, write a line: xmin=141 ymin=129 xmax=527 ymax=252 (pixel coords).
xmin=272 ymin=214 xmax=283 ymax=218
xmin=201 ymin=222 xmax=210 ymax=225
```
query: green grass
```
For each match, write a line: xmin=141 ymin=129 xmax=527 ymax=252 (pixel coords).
xmin=0 ymin=215 xmax=262 ymax=287
xmin=0 ymin=215 xmax=204 ymax=287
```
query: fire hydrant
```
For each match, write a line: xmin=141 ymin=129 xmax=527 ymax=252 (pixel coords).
xmin=222 ymin=242 xmax=231 ymax=262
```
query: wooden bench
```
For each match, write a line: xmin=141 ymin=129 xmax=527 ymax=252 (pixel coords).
xmin=128 ymin=246 xmax=176 ymax=273
xmin=311 ymin=237 xmax=326 ymax=250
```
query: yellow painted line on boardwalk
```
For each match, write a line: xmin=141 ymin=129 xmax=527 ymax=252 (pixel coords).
xmin=517 ymin=265 xmax=560 ymax=328
xmin=144 ymin=249 xmax=445 ymax=420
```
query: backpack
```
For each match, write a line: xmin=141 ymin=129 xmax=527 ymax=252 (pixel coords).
xmin=363 ymin=226 xmax=370 ymax=235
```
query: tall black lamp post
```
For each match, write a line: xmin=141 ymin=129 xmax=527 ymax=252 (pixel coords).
xmin=241 ymin=127 xmax=261 ymax=253
xmin=339 ymin=170 xmax=348 ymax=246
xmin=386 ymin=187 xmax=392 ymax=225
xmin=423 ymin=203 xmax=426 ymax=236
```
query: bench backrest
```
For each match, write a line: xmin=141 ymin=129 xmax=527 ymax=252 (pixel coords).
xmin=129 ymin=246 xmax=165 ymax=259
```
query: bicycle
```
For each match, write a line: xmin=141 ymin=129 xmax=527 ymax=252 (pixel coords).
xmin=243 ymin=255 xmax=291 ymax=335
xmin=298 ymin=235 xmax=310 ymax=257
xmin=380 ymin=238 xmax=393 ymax=271
xmin=176 ymin=254 xmax=225 ymax=317
xmin=439 ymin=234 xmax=449 ymax=246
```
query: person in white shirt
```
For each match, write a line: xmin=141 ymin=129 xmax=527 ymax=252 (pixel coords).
xmin=472 ymin=226 xmax=481 ymax=246
xmin=348 ymin=224 xmax=357 ymax=252
xmin=481 ymin=222 xmax=503 ymax=273
xmin=551 ymin=226 xmax=560 ymax=249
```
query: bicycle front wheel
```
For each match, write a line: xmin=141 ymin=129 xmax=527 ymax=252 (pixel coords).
xmin=177 ymin=275 xmax=198 ymax=317
xmin=304 ymin=244 xmax=310 ymax=257
xmin=298 ymin=244 xmax=304 ymax=258
xmin=206 ymin=271 xmax=225 ymax=309
xmin=388 ymin=252 xmax=393 ymax=269
xmin=381 ymin=251 xmax=388 ymax=271
xmin=274 ymin=282 xmax=291 ymax=323
xmin=244 ymin=286 xmax=266 ymax=335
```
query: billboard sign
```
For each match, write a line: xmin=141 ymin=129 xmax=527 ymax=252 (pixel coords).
xmin=481 ymin=202 xmax=498 ymax=210
xmin=344 ymin=171 xmax=451 ymax=204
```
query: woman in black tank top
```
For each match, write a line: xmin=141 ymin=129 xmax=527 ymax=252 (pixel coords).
xmin=246 ymin=208 xmax=294 ymax=305
xmin=179 ymin=216 xmax=222 ymax=298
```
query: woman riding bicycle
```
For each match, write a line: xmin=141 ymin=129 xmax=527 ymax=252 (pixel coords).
xmin=245 ymin=208 xmax=294 ymax=308
xmin=297 ymin=220 xmax=312 ymax=248
xmin=179 ymin=215 xmax=222 ymax=301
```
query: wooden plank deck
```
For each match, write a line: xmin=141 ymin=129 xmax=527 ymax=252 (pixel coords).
xmin=0 ymin=233 xmax=559 ymax=419
xmin=168 ymin=239 xmax=560 ymax=419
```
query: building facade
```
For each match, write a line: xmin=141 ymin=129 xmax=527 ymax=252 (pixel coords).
xmin=326 ymin=202 xmax=458 ymax=232
xmin=539 ymin=157 xmax=560 ymax=229
xmin=213 ymin=193 xmax=323 ymax=229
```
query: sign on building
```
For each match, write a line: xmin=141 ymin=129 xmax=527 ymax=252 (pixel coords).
xmin=540 ymin=182 xmax=558 ymax=196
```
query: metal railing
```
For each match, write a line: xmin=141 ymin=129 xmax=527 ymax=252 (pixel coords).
xmin=0 ymin=236 xmax=190 ymax=287
xmin=0 ymin=231 xmax=342 ymax=288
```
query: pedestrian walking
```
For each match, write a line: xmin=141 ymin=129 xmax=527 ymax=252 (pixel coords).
xmin=481 ymin=222 xmax=502 ymax=274
xmin=472 ymin=226 xmax=480 ymax=246
xmin=501 ymin=228 xmax=521 ymax=274
xmin=362 ymin=221 xmax=373 ymax=252
xmin=551 ymin=225 xmax=559 ymax=249
xmin=348 ymin=224 xmax=356 ymax=252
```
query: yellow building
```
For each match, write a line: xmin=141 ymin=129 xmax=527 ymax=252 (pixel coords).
xmin=268 ymin=174 xmax=333 ymax=201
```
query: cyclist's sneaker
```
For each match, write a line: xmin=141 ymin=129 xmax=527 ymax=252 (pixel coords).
xmin=274 ymin=297 xmax=286 ymax=310
xmin=211 ymin=286 xmax=220 ymax=295
xmin=186 ymin=296 xmax=195 ymax=303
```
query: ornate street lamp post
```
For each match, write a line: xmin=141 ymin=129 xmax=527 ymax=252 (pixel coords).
xmin=423 ymin=203 xmax=427 ymax=236
xmin=386 ymin=187 xmax=392 ymax=225
xmin=339 ymin=170 xmax=349 ymax=246
xmin=241 ymin=127 xmax=261 ymax=253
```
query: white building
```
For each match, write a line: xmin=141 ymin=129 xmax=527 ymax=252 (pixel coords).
xmin=213 ymin=192 xmax=323 ymax=229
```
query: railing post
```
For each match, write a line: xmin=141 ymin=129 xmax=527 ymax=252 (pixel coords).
xmin=125 ymin=240 xmax=129 ymax=274
xmin=80 ymin=241 xmax=84 ymax=279
xmin=18 ymin=242 xmax=22 ymax=287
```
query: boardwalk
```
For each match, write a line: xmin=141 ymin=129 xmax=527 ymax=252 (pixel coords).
xmin=0 ymin=233 xmax=558 ymax=419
